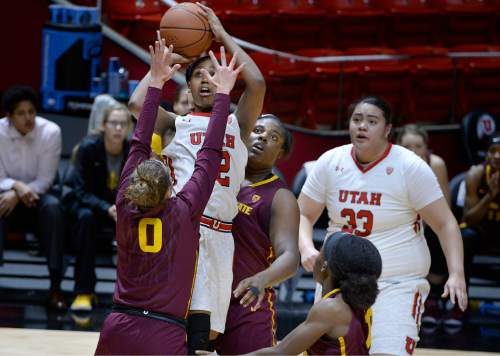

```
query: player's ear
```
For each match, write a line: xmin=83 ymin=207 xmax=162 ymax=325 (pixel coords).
xmin=277 ymin=148 xmax=285 ymax=160
xmin=385 ymin=124 xmax=392 ymax=139
xmin=164 ymin=185 xmax=172 ymax=199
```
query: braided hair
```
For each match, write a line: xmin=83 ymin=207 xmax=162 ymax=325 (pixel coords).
xmin=323 ymin=232 xmax=382 ymax=310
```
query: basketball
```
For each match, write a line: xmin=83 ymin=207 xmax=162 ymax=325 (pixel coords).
xmin=159 ymin=3 xmax=213 ymax=58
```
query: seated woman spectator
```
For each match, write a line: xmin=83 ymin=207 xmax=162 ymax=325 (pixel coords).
xmin=463 ymin=134 xmax=500 ymax=245
xmin=397 ymin=124 xmax=452 ymax=327
xmin=65 ymin=103 xmax=132 ymax=312
xmin=0 ymin=85 xmax=66 ymax=310
xmin=455 ymin=135 xmax=500 ymax=326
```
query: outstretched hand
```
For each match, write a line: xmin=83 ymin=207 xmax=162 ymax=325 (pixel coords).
xmin=149 ymin=37 xmax=181 ymax=89
xmin=200 ymin=46 xmax=245 ymax=95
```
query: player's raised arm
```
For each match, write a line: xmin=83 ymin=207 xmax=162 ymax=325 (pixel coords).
xmin=118 ymin=40 xmax=181 ymax=198
xmin=196 ymin=2 xmax=266 ymax=142
xmin=128 ymin=31 xmax=191 ymax=151
xmin=179 ymin=48 xmax=245 ymax=217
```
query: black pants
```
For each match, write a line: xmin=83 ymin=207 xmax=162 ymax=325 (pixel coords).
xmin=72 ymin=207 xmax=115 ymax=294
xmin=0 ymin=193 xmax=65 ymax=289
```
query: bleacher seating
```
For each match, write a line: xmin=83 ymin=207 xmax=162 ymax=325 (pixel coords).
xmin=260 ymin=0 xmax=327 ymax=51
xmin=295 ymin=48 xmax=357 ymax=129
xmin=96 ymin=0 xmax=500 ymax=127
xmin=400 ymin=46 xmax=456 ymax=124
xmin=433 ymin=0 xmax=497 ymax=46
xmin=250 ymin=52 xmax=310 ymax=125
xmin=319 ymin=0 xmax=386 ymax=49
xmin=380 ymin=0 xmax=440 ymax=48
xmin=344 ymin=47 xmax=411 ymax=124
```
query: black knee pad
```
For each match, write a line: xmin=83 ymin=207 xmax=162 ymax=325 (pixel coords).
xmin=187 ymin=313 xmax=210 ymax=354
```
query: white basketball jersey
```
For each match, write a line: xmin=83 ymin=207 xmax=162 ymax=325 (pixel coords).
xmin=302 ymin=144 xmax=443 ymax=281
xmin=163 ymin=112 xmax=247 ymax=222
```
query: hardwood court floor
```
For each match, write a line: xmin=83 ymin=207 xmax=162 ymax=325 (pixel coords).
xmin=0 ymin=327 xmax=498 ymax=356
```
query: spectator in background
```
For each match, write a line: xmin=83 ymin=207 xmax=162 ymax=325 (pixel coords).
xmin=157 ymin=84 xmax=193 ymax=152
xmin=173 ymin=84 xmax=192 ymax=117
xmin=87 ymin=94 xmax=119 ymax=135
xmin=397 ymin=124 xmax=450 ymax=204
xmin=0 ymin=85 xmax=66 ymax=310
xmin=449 ymin=135 xmax=500 ymax=327
xmin=463 ymin=134 xmax=500 ymax=245
xmin=65 ymin=103 xmax=132 ymax=312
xmin=397 ymin=124 xmax=452 ymax=328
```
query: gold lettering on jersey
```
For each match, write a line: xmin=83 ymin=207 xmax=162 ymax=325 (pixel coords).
xmin=138 ymin=218 xmax=163 ymax=253
xmin=252 ymin=194 xmax=261 ymax=202
xmin=237 ymin=202 xmax=253 ymax=215
xmin=339 ymin=190 xmax=382 ymax=206
xmin=190 ymin=132 xmax=236 ymax=149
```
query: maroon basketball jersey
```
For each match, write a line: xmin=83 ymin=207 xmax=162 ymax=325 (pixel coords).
xmin=112 ymin=89 xmax=230 ymax=320
xmin=306 ymin=289 xmax=371 ymax=356
xmin=231 ymin=174 xmax=289 ymax=290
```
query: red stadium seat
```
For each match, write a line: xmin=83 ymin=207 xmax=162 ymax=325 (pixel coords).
xmin=103 ymin=0 xmax=166 ymax=50
xmin=453 ymin=45 xmax=500 ymax=118
xmin=260 ymin=0 xmax=327 ymax=51
xmin=294 ymin=49 xmax=358 ymax=129
xmin=306 ymin=66 xmax=360 ymax=129
xmin=432 ymin=0 xmax=496 ymax=46
xmin=399 ymin=46 xmax=457 ymax=123
xmin=219 ymin=8 xmax=272 ymax=48
xmin=343 ymin=47 xmax=411 ymax=123
xmin=295 ymin=48 xmax=344 ymax=70
xmin=317 ymin=0 xmax=386 ymax=49
xmin=250 ymin=52 xmax=310 ymax=126
xmin=105 ymin=0 xmax=164 ymax=20
xmin=379 ymin=0 xmax=440 ymax=48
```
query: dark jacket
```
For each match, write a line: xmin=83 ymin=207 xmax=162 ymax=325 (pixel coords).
xmin=65 ymin=134 xmax=130 ymax=216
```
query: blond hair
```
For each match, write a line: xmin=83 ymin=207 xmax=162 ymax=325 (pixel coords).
xmin=125 ymin=159 xmax=171 ymax=208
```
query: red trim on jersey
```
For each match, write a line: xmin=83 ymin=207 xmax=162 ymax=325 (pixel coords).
xmin=190 ymin=112 xmax=211 ymax=117
xmin=351 ymin=143 xmax=393 ymax=173
xmin=200 ymin=215 xmax=232 ymax=233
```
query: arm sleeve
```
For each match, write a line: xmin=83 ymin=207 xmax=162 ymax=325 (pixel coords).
xmin=300 ymin=151 xmax=331 ymax=204
xmin=405 ymin=156 xmax=444 ymax=210
xmin=177 ymin=93 xmax=231 ymax=217
xmin=117 ymin=87 xmax=162 ymax=203
xmin=28 ymin=125 xmax=62 ymax=194
xmin=71 ymin=143 xmax=112 ymax=214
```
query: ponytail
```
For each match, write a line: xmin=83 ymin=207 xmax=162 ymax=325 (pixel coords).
xmin=125 ymin=159 xmax=171 ymax=208
xmin=339 ymin=272 xmax=379 ymax=310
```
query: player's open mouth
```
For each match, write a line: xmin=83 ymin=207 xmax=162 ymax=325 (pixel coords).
xmin=251 ymin=142 xmax=264 ymax=153
xmin=356 ymin=134 xmax=368 ymax=140
xmin=199 ymin=87 xmax=211 ymax=97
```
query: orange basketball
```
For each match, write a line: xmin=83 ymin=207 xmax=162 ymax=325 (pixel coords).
xmin=159 ymin=3 xmax=213 ymax=58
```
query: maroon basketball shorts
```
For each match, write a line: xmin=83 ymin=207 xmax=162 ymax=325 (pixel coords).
xmin=95 ymin=312 xmax=187 ymax=355
xmin=217 ymin=290 xmax=277 ymax=355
